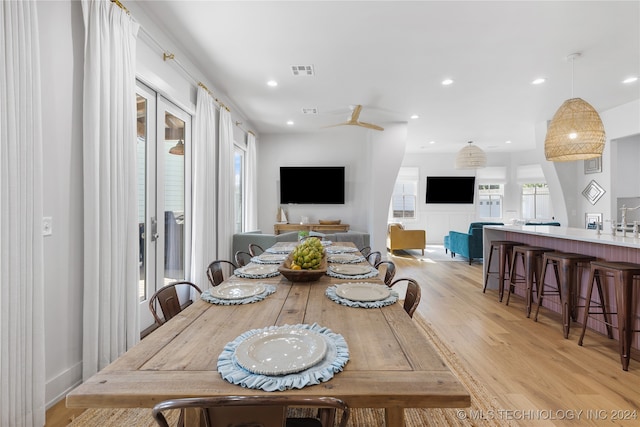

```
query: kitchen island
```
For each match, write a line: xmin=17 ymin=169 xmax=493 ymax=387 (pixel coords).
xmin=483 ymin=224 xmax=640 ymax=351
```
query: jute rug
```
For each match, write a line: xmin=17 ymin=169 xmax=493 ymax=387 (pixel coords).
xmin=68 ymin=314 xmax=514 ymax=426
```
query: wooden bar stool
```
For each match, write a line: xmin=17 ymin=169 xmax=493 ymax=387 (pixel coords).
xmin=483 ymin=240 xmax=519 ymax=302
xmin=506 ymin=245 xmax=552 ymax=317
xmin=533 ymin=252 xmax=596 ymax=338
xmin=578 ymin=261 xmax=640 ymax=371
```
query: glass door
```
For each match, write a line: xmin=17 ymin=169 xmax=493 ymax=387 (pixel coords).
xmin=136 ymin=82 xmax=192 ymax=331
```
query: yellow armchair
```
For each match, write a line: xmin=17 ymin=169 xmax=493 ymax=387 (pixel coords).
xmin=387 ymin=223 xmax=426 ymax=255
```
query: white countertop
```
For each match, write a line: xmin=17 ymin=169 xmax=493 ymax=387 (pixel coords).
xmin=485 ymin=225 xmax=640 ymax=249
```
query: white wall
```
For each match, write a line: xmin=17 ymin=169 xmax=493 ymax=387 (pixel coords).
xmin=256 ymin=123 xmax=407 ymax=253
xmin=39 ymin=0 xmax=85 ymax=406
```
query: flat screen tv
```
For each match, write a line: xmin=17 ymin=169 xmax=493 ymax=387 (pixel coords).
xmin=426 ymin=176 xmax=475 ymax=204
xmin=280 ymin=166 xmax=345 ymax=204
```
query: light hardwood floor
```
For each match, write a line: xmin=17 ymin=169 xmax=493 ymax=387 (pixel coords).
xmin=46 ymin=251 xmax=640 ymax=426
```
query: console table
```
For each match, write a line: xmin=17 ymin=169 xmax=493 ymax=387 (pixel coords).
xmin=274 ymin=223 xmax=350 ymax=235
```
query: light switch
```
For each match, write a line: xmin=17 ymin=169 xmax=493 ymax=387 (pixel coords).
xmin=42 ymin=216 xmax=52 ymax=236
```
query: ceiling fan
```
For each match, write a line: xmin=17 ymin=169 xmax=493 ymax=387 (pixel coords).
xmin=324 ymin=105 xmax=384 ymax=131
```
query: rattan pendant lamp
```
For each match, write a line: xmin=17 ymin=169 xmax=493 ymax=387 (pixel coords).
xmin=455 ymin=141 xmax=487 ymax=169
xmin=544 ymin=53 xmax=606 ymax=162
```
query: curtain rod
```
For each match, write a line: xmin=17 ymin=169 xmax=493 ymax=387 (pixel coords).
xmin=114 ymin=0 xmax=257 ymax=137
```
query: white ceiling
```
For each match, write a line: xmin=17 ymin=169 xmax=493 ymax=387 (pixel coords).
xmin=135 ymin=1 xmax=640 ymax=154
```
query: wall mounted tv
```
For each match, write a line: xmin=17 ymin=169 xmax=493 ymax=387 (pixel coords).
xmin=280 ymin=166 xmax=345 ymax=204
xmin=425 ymin=176 xmax=476 ymax=204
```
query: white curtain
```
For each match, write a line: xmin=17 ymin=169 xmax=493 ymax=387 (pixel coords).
xmin=244 ymin=132 xmax=259 ymax=232
xmin=217 ymin=109 xmax=235 ymax=261
xmin=190 ymin=86 xmax=218 ymax=288
xmin=81 ymin=0 xmax=140 ymax=380
xmin=0 ymin=2 xmax=46 ymax=425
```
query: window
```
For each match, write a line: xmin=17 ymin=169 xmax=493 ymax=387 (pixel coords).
xmin=478 ymin=184 xmax=503 ymax=219
xmin=391 ymin=181 xmax=417 ymax=219
xmin=391 ymin=167 xmax=419 ymax=220
xmin=521 ymin=183 xmax=550 ymax=220
xmin=234 ymin=147 xmax=245 ymax=234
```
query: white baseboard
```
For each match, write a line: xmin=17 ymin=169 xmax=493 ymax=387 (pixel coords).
xmin=45 ymin=361 xmax=82 ymax=409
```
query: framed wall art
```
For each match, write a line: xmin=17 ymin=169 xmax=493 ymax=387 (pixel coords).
xmin=582 ymin=180 xmax=605 ymax=205
xmin=584 ymin=156 xmax=602 ymax=174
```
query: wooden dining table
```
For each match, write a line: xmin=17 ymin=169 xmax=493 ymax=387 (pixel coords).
xmin=66 ymin=242 xmax=470 ymax=426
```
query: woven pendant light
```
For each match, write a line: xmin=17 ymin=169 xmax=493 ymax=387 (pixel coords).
xmin=544 ymin=53 xmax=606 ymax=162
xmin=455 ymin=141 xmax=486 ymax=169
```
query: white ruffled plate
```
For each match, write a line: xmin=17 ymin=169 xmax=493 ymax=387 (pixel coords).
xmin=235 ymin=327 xmax=327 ymax=375
xmin=329 ymin=264 xmax=372 ymax=276
xmin=325 ymin=245 xmax=359 ymax=254
xmin=210 ymin=282 xmax=267 ymax=300
xmin=328 ymin=253 xmax=366 ymax=264
xmin=335 ymin=282 xmax=391 ymax=302
xmin=235 ymin=264 xmax=280 ymax=278
xmin=252 ymin=254 xmax=287 ymax=264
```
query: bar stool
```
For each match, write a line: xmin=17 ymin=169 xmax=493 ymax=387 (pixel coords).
xmin=506 ymin=245 xmax=553 ymax=317
xmin=578 ymin=261 xmax=640 ymax=371
xmin=483 ymin=240 xmax=519 ymax=302
xmin=533 ymin=252 xmax=597 ymax=338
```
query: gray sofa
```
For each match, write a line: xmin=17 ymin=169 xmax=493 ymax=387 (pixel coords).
xmin=232 ymin=230 xmax=370 ymax=257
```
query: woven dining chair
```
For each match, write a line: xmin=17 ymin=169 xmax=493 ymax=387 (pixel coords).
xmin=152 ymin=395 xmax=350 ymax=427
xmin=374 ymin=260 xmax=396 ymax=286
xmin=389 ymin=277 xmax=422 ymax=318
xmin=206 ymin=260 xmax=238 ymax=287
xmin=148 ymin=281 xmax=202 ymax=326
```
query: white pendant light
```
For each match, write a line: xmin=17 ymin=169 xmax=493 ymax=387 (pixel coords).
xmin=455 ymin=141 xmax=486 ymax=169
xmin=544 ymin=53 xmax=606 ymax=162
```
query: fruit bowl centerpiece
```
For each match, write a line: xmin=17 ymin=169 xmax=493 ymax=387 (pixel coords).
xmin=278 ymin=237 xmax=327 ymax=282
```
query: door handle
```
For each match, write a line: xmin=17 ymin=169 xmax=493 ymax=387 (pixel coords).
xmin=150 ymin=216 xmax=159 ymax=241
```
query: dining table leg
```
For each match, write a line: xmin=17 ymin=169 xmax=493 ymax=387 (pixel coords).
xmin=385 ymin=407 xmax=405 ymax=426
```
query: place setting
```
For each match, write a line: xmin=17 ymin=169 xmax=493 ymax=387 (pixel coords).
xmin=201 ymin=281 xmax=277 ymax=305
xmin=327 ymin=253 xmax=366 ymax=264
xmin=325 ymin=245 xmax=359 ymax=254
xmin=234 ymin=263 xmax=281 ymax=279
xmin=250 ymin=253 xmax=288 ymax=264
xmin=326 ymin=263 xmax=378 ymax=279
xmin=217 ymin=323 xmax=349 ymax=391
xmin=326 ymin=282 xmax=399 ymax=308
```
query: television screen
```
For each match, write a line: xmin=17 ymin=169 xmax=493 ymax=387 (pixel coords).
xmin=280 ymin=166 xmax=345 ymax=204
xmin=426 ymin=176 xmax=475 ymax=204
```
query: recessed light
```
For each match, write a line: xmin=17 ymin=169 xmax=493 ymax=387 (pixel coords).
xmin=267 ymin=80 xmax=278 ymax=87
xmin=429 ymin=140 xmax=436 ymax=144
xmin=531 ymin=78 xmax=546 ymax=85
xmin=442 ymin=78 xmax=454 ymax=86
xmin=410 ymin=114 xmax=419 ymax=119
xmin=623 ymin=76 xmax=638 ymax=84
xmin=505 ymin=140 xmax=512 ymax=144
xmin=286 ymin=120 xmax=294 ymax=125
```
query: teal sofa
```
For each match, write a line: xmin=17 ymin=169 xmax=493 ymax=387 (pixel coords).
xmin=443 ymin=222 xmax=504 ymax=264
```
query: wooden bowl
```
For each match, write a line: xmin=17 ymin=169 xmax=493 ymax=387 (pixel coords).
xmin=278 ymin=253 xmax=327 ymax=282
xmin=319 ymin=219 xmax=341 ymax=225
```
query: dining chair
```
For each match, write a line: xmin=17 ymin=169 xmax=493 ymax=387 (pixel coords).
xmin=234 ymin=250 xmax=253 ymax=267
xmin=358 ymin=246 xmax=371 ymax=257
xmin=152 ymin=395 xmax=350 ymax=427
xmin=374 ymin=260 xmax=396 ymax=286
xmin=366 ymin=251 xmax=381 ymax=266
xmin=148 ymin=281 xmax=203 ymax=326
xmin=389 ymin=277 xmax=422 ymax=318
xmin=248 ymin=243 xmax=265 ymax=257
xmin=206 ymin=260 xmax=238 ymax=287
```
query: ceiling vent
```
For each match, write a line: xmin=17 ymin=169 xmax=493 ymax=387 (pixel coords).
xmin=302 ymin=107 xmax=318 ymax=115
xmin=291 ymin=65 xmax=315 ymax=76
